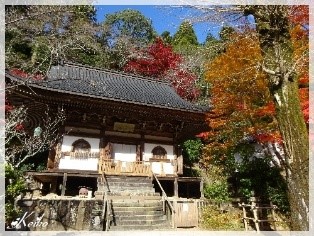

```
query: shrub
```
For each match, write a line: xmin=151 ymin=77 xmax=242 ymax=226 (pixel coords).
xmin=204 ymin=181 xmax=230 ymax=204
xmin=200 ymin=204 xmax=244 ymax=230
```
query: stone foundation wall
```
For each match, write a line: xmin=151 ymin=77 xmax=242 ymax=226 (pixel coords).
xmin=16 ymin=199 xmax=105 ymax=231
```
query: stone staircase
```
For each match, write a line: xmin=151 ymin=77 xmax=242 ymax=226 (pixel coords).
xmin=95 ymin=175 xmax=171 ymax=231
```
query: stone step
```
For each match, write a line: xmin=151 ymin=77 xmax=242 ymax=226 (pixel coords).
xmin=108 ymin=182 xmax=154 ymax=187
xmin=114 ymin=214 xmax=166 ymax=221
xmin=109 ymin=223 xmax=171 ymax=231
xmin=113 ymin=206 xmax=162 ymax=215
xmin=108 ymin=188 xmax=155 ymax=193
xmin=107 ymin=184 xmax=154 ymax=189
xmin=107 ymin=191 xmax=160 ymax=196
xmin=112 ymin=218 xmax=167 ymax=226
xmin=111 ymin=200 xmax=162 ymax=207
xmin=108 ymin=195 xmax=161 ymax=200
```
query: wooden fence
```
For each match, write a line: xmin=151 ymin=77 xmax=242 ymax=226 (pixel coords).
xmin=173 ymin=199 xmax=199 ymax=227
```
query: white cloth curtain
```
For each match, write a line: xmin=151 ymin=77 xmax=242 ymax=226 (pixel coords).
xmin=112 ymin=143 xmax=136 ymax=162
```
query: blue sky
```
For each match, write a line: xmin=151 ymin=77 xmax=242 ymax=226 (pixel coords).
xmin=95 ymin=5 xmax=223 ymax=43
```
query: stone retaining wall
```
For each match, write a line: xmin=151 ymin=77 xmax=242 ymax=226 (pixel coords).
xmin=16 ymin=198 xmax=105 ymax=231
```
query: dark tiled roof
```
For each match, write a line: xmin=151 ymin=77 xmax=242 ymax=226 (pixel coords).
xmin=7 ymin=62 xmax=209 ymax=113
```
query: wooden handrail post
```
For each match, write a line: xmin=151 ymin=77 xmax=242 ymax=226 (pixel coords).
xmin=152 ymin=173 xmax=176 ymax=228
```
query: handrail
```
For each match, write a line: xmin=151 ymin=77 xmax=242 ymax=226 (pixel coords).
xmin=105 ymin=199 xmax=112 ymax=231
xmin=152 ymin=173 xmax=176 ymax=228
xmin=101 ymin=192 xmax=107 ymax=230
xmin=101 ymin=173 xmax=112 ymax=231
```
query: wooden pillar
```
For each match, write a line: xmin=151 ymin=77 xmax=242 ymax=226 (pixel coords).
xmin=61 ymin=173 xmax=67 ymax=196
xmin=140 ymin=134 xmax=145 ymax=162
xmin=53 ymin=142 xmax=62 ymax=169
xmin=47 ymin=145 xmax=56 ymax=170
xmin=174 ymin=177 xmax=178 ymax=198
xmin=50 ymin=177 xmax=58 ymax=193
xmin=200 ymin=178 xmax=204 ymax=199
xmin=53 ymin=126 xmax=65 ymax=169
xmin=99 ymin=129 xmax=106 ymax=172
xmin=187 ymin=182 xmax=190 ymax=198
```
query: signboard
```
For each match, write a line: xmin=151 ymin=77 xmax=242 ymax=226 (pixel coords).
xmin=113 ymin=122 xmax=135 ymax=133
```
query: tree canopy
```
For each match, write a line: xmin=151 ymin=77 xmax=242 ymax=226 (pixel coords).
xmin=5 ymin=5 xmax=105 ymax=73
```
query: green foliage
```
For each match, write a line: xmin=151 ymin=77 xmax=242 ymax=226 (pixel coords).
xmin=234 ymin=154 xmax=290 ymax=213
xmin=182 ymin=139 xmax=203 ymax=166
xmin=160 ymin=31 xmax=172 ymax=45
xmin=31 ymin=37 xmax=51 ymax=73
xmin=74 ymin=5 xmax=96 ymax=22
xmin=6 ymin=5 xmax=105 ymax=73
xmin=219 ymin=25 xmax=236 ymax=41
xmin=103 ymin=9 xmax=156 ymax=47
xmin=172 ymin=21 xmax=198 ymax=48
xmin=204 ymin=181 xmax=230 ymax=203
xmin=182 ymin=166 xmax=201 ymax=177
xmin=200 ymin=204 xmax=244 ymax=230
xmin=203 ymin=140 xmax=290 ymax=214
xmin=5 ymin=164 xmax=26 ymax=222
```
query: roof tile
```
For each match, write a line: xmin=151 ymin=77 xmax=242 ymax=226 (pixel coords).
xmin=8 ymin=62 xmax=209 ymax=113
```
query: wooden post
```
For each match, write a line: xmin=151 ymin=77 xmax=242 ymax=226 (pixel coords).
xmin=50 ymin=177 xmax=58 ymax=193
xmin=172 ymin=198 xmax=177 ymax=229
xmin=200 ymin=178 xmax=204 ymax=198
xmin=177 ymin=155 xmax=183 ymax=175
xmin=161 ymin=162 xmax=165 ymax=176
xmin=251 ymin=200 xmax=260 ymax=231
xmin=270 ymin=201 xmax=277 ymax=230
xmin=61 ymin=172 xmax=67 ymax=196
xmin=140 ymin=135 xmax=145 ymax=161
xmin=174 ymin=177 xmax=178 ymax=198
xmin=53 ymin=142 xmax=62 ymax=169
xmin=240 ymin=203 xmax=249 ymax=231
xmin=47 ymin=146 xmax=56 ymax=170
xmin=186 ymin=182 xmax=190 ymax=198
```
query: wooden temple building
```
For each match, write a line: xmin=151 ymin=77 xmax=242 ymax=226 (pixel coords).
xmin=6 ymin=61 xmax=209 ymax=200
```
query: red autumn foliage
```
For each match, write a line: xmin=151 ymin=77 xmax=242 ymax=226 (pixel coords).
xmin=299 ymin=88 xmax=309 ymax=123
xmin=195 ymin=132 xmax=210 ymax=139
xmin=169 ymin=69 xmax=200 ymax=101
xmin=5 ymin=99 xmax=13 ymax=112
xmin=255 ymin=102 xmax=276 ymax=117
xmin=10 ymin=68 xmax=29 ymax=78
xmin=124 ymin=38 xmax=180 ymax=77
xmin=9 ymin=68 xmax=44 ymax=81
xmin=254 ymin=132 xmax=283 ymax=144
xmin=124 ymin=38 xmax=200 ymax=101
xmin=289 ymin=5 xmax=309 ymax=27
xmin=15 ymin=123 xmax=25 ymax=131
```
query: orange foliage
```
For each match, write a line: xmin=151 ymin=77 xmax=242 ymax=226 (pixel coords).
xmin=203 ymin=32 xmax=281 ymax=163
xmin=290 ymin=18 xmax=309 ymax=124
xmin=201 ymin=6 xmax=309 ymax=165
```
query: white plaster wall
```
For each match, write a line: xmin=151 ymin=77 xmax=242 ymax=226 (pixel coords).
xmin=112 ymin=143 xmax=137 ymax=162
xmin=143 ymin=143 xmax=174 ymax=161
xmin=151 ymin=162 xmax=174 ymax=175
xmin=59 ymin=157 xmax=98 ymax=171
xmin=144 ymin=143 xmax=175 ymax=175
xmin=61 ymin=135 xmax=100 ymax=152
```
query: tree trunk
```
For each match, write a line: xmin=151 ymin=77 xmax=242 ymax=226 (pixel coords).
xmin=247 ymin=6 xmax=309 ymax=230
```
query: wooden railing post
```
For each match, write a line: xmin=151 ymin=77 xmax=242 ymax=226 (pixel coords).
xmin=153 ymin=173 xmax=176 ymax=228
